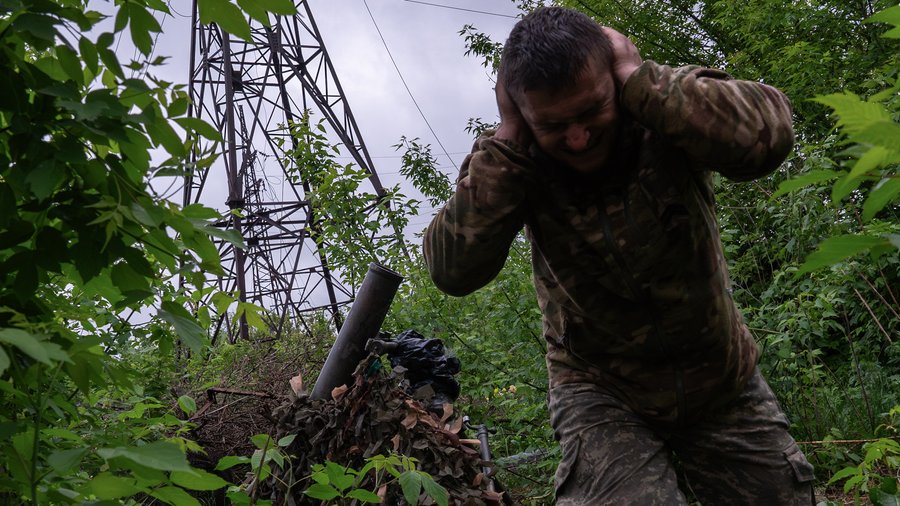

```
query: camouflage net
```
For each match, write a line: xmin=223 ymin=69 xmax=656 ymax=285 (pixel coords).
xmin=268 ymin=355 xmax=504 ymax=505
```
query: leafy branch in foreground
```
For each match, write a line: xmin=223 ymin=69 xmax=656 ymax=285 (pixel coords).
xmin=0 ymin=0 xmax=295 ymax=503
xmin=304 ymin=454 xmax=449 ymax=506
xmin=774 ymin=6 xmax=900 ymax=275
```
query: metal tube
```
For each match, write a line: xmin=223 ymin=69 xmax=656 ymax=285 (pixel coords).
xmin=310 ymin=263 xmax=403 ymax=400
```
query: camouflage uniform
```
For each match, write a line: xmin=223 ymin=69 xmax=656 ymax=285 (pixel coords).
xmin=424 ymin=61 xmax=814 ymax=504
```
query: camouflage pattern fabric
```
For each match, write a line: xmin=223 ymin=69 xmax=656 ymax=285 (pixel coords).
xmin=550 ymin=369 xmax=815 ymax=505
xmin=423 ymin=60 xmax=805 ymax=501
xmin=424 ymin=60 xmax=794 ymax=424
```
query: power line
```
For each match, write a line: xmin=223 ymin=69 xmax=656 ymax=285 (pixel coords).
xmin=362 ymin=0 xmax=458 ymax=170
xmin=138 ymin=3 xmax=170 ymax=80
xmin=334 ymin=151 xmax=469 ymax=160
xmin=403 ymin=0 xmax=518 ymax=19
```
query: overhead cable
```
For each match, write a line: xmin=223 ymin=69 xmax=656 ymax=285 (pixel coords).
xmin=403 ymin=0 xmax=518 ymax=19
xmin=362 ymin=0 xmax=458 ymax=170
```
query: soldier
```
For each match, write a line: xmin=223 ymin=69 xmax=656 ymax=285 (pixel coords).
xmin=424 ymin=6 xmax=815 ymax=505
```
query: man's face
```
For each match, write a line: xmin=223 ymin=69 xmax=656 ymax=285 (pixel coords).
xmin=517 ymin=59 xmax=620 ymax=173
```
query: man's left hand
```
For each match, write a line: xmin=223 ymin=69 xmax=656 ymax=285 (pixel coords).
xmin=602 ymin=27 xmax=642 ymax=89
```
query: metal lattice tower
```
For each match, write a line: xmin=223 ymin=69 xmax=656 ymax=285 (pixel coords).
xmin=185 ymin=1 xmax=388 ymax=342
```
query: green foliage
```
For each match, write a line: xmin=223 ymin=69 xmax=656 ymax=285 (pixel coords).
xmin=281 ymin=113 xmax=415 ymax=289
xmin=0 ymin=0 xmax=291 ymax=503
xmin=827 ymin=437 xmax=900 ymax=505
xmin=304 ymin=454 xmax=449 ymax=506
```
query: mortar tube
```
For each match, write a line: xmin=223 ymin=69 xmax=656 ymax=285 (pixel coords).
xmin=310 ymin=263 xmax=403 ymax=400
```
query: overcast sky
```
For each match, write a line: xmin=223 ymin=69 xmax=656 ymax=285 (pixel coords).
xmin=121 ymin=0 xmax=522 ymax=232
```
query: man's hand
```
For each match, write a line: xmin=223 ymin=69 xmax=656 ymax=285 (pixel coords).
xmin=493 ymin=79 xmax=532 ymax=149
xmin=602 ymin=27 xmax=642 ymax=90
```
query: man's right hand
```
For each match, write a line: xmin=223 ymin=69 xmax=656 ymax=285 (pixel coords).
xmin=493 ymin=79 xmax=532 ymax=149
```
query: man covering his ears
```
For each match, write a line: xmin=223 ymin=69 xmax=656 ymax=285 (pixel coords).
xmin=425 ymin=6 xmax=814 ymax=505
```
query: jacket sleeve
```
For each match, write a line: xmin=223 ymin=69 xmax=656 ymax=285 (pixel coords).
xmin=621 ymin=60 xmax=794 ymax=181
xmin=422 ymin=134 xmax=533 ymax=296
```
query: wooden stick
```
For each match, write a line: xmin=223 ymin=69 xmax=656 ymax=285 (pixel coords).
xmin=797 ymin=435 xmax=900 ymax=445
xmin=207 ymin=387 xmax=274 ymax=400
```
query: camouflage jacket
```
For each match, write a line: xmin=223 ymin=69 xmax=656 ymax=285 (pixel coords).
xmin=423 ymin=61 xmax=794 ymax=425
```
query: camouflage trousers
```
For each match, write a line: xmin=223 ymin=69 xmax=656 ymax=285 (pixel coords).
xmin=548 ymin=369 xmax=815 ymax=505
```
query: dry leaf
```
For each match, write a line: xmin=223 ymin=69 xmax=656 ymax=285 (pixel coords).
xmin=331 ymin=384 xmax=349 ymax=401
xmin=440 ymin=402 xmax=453 ymax=423
xmin=417 ymin=412 xmax=438 ymax=428
xmin=289 ymin=373 xmax=304 ymax=396
xmin=448 ymin=415 xmax=464 ymax=434
xmin=401 ymin=410 xmax=418 ymax=429
xmin=483 ymin=489 xmax=504 ymax=503
xmin=391 ymin=433 xmax=401 ymax=451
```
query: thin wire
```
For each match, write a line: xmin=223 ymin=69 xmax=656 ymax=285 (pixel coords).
xmin=403 ymin=0 xmax=518 ymax=19
xmin=334 ymin=151 xmax=469 ymax=160
xmin=362 ymin=0 xmax=458 ymax=170
xmin=138 ymin=3 xmax=171 ymax=80
xmin=167 ymin=1 xmax=192 ymax=18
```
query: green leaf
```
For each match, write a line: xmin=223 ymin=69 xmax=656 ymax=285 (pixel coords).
xmin=177 ymin=395 xmax=197 ymax=416
xmin=398 ymin=471 xmax=423 ymax=506
xmin=831 ymin=173 xmax=865 ymax=203
xmin=170 ymin=468 xmax=229 ymax=491
xmin=111 ymin=262 xmax=153 ymax=301
xmin=83 ymin=472 xmax=143 ymax=500
xmin=858 ymin=121 xmax=900 ymax=152
xmin=251 ymin=434 xmax=274 ymax=450
xmin=174 ymin=117 xmax=223 ymax=142
xmin=198 ymin=0 xmax=253 ymax=42
xmin=79 ymin=37 xmax=99 ymax=75
xmin=235 ymin=0 xmax=271 ymax=26
xmin=846 ymin=145 xmax=897 ymax=180
xmin=813 ymin=93 xmax=892 ymax=136
xmin=865 ymin=6 xmax=900 ymax=39
xmin=347 ymin=489 xmax=382 ymax=503
xmin=844 ymin=474 xmax=867 ymax=493
xmin=150 ymin=485 xmax=201 ymax=506
xmin=146 ymin=115 xmax=187 ymax=157
xmin=47 ymin=447 xmax=89 ymax=474
xmin=183 ymin=204 xmax=222 ymax=220
xmin=226 ymin=490 xmax=253 ymax=505
xmin=421 ymin=474 xmax=449 ymax=506
xmin=14 ymin=13 xmax=58 ymax=42
xmin=772 ymin=170 xmax=840 ymax=198
xmin=0 ymin=329 xmax=51 ymax=365
xmin=870 ymin=487 xmax=900 ymax=506
xmin=211 ymin=291 xmax=235 ymax=315
xmin=202 ymin=226 xmax=246 ymax=248
xmin=325 ymin=462 xmax=354 ymax=492
xmin=236 ymin=302 xmax=267 ymax=331
xmin=158 ymin=301 xmax=208 ymax=354
xmin=215 ymin=455 xmax=250 ymax=471
xmin=98 ymin=441 xmax=192 ymax=472
xmin=827 ymin=466 xmax=860 ymax=485
xmin=277 ymin=434 xmax=296 ymax=447
xmin=863 ymin=177 xmax=900 ymax=222
xmin=56 ymin=45 xmax=84 ymax=85
xmin=304 ymin=483 xmax=340 ymax=501
xmin=0 ymin=348 xmax=8 ymax=375
xmin=797 ymin=235 xmax=890 ymax=275
xmin=98 ymin=44 xmax=125 ymax=79
xmin=258 ymin=0 xmax=297 ymax=15
xmin=128 ymin=5 xmax=162 ymax=56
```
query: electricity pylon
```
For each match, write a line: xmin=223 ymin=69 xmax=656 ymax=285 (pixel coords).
xmin=185 ymin=1 xmax=388 ymax=342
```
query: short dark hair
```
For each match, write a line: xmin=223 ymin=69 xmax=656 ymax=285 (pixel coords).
xmin=499 ymin=7 xmax=612 ymax=98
